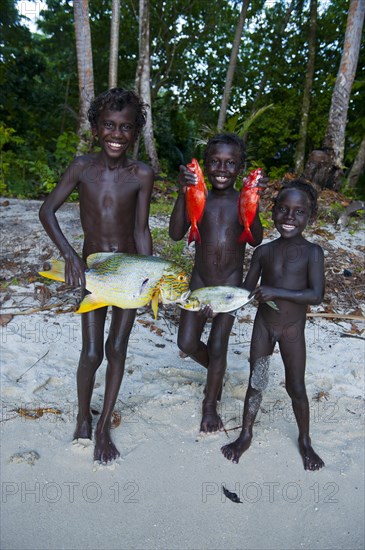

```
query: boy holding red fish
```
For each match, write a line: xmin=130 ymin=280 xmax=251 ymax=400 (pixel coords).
xmin=169 ymin=133 xmax=264 ymax=433
xmin=39 ymin=88 xmax=154 ymax=464
xmin=221 ymin=179 xmax=325 ymax=471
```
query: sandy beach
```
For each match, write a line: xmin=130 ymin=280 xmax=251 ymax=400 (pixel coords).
xmin=1 ymin=198 xmax=364 ymax=550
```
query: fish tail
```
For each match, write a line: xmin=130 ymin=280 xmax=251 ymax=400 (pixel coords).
xmin=238 ymin=229 xmax=254 ymax=246
xmin=188 ymin=223 xmax=201 ymax=245
xmin=76 ymin=294 xmax=109 ymax=314
xmin=38 ymin=259 xmax=66 ymax=282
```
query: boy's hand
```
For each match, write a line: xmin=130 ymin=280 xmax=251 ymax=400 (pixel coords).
xmin=257 ymin=173 xmax=269 ymax=194
xmin=178 ymin=165 xmax=198 ymax=194
xmin=198 ymin=304 xmax=216 ymax=319
xmin=250 ymin=285 xmax=277 ymax=302
xmin=64 ymin=253 xmax=87 ymax=288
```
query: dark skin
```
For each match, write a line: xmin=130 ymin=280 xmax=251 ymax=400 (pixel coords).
xmin=169 ymin=142 xmax=263 ymax=433
xmin=221 ymin=188 xmax=325 ymax=471
xmin=39 ymin=105 xmax=154 ymax=463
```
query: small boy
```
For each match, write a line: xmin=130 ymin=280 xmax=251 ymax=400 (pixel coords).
xmin=221 ymin=179 xmax=325 ymax=471
xmin=39 ymin=88 xmax=154 ymax=463
xmin=169 ymin=133 xmax=263 ymax=433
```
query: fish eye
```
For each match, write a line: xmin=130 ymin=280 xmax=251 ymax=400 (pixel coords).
xmin=226 ymin=293 xmax=233 ymax=300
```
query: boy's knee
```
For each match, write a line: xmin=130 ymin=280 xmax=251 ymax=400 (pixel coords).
xmin=80 ymin=348 xmax=103 ymax=370
xmin=105 ymin=338 xmax=128 ymax=361
xmin=177 ymin=334 xmax=196 ymax=356
xmin=286 ymin=383 xmax=306 ymax=401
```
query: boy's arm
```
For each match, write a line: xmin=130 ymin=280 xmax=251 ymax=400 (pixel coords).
xmin=249 ymin=209 xmax=263 ymax=247
xmin=252 ymin=244 xmax=325 ymax=305
xmin=242 ymin=246 xmax=263 ymax=291
xmin=39 ymin=159 xmax=87 ymax=287
xmin=133 ymin=164 xmax=154 ymax=255
xmin=169 ymin=166 xmax=195 ymax=241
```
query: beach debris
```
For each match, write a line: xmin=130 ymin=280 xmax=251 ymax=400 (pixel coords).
xmin=9 ymin=450 xmax=40 ymax=466
xmin=336 ymin=200 xmax=365 ymax=228
xmin=185 ymin=158 xmax=208 ymax=244
xmin=39 ymin=252 xmax=190 ymax=319
xmin=222 ymin=486 xmax=242 ymax=504
xmin=13 ymin=407 xmax=61 ymax=419
xmin=312 ymin=391 xmax=329 ymax=402
xmin=0 ymin=313 xmax=13 ymax=326
xmin=111 ymin=410 xmax=122 ymax=429
xmin=16 ymin=350 xmax=49 ymax=382
xmin=179 ymin=285 xmax=278 ymax=314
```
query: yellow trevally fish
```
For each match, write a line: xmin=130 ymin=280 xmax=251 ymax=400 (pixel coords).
xmin=39 ymin=252 xmax=190 ymax=318
xmin=179 ymin=286 xmax=279 ymax=313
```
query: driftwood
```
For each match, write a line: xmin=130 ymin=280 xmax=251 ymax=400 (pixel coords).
xmin=306 ymin=312 xmax=365 ymax=321
xmin=336 ymin=200 xmax=365 ymax=228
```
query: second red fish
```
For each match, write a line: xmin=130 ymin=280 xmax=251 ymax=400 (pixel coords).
xmin=238 ymin=168 xmax=263 ymax=245
xmin=185 ymin=158 xmax=208 ymax=245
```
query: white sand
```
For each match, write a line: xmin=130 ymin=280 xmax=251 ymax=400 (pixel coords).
xmin=1 ymin=199 xmax=364 ymax=550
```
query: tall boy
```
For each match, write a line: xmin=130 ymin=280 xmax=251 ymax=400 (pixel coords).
xmin=169 ymin=133 xmax=263 ymax=433
xmin=221 ymin=179 xmax=325 ymax=470
xmin=39 ymin=88 xmax=154 ymax=463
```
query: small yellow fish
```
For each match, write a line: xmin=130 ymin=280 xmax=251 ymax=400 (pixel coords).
xmin=180 ymin=286 xmax=279 ymax=313
xmin=39 ymin=252 xmax=190 ymax=318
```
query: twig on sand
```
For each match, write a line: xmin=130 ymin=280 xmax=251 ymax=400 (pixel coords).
xmin=16 ymin=350 xmax=49 ymax=382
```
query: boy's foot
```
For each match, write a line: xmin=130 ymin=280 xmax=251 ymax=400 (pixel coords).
xmin=200 ymin=401 xmax=223 ymax=433
xmin=299 ymin=439 xmax=325 ymax=471
xmin=94 ymin=426 xmax=120 ymax=464
xmin=73 ymin=415 xmax=92 ymax=440
xmin=221 ymin=432 xmax=252 ymax=463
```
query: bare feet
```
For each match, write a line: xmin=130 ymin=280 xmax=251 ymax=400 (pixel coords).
xmin=299 ymin=438 xmax=325 ymax=471
xmin=73 ymin=414 xmax=92 ymax=440
xmin=200 ymin=400 xmax=223 ymax=433
xmin=94 ymin=425 xmax=120 ymax=464
xmin=221 ymin=431 xmax=252 ymax=463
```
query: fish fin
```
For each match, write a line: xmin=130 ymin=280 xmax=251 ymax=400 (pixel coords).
xmin=238 ymin=229 xmax=254 ymax=245
xmin=86 ymin=252 xmax=119 ymax=269
xmin=151 ymin=292 xmax=160 ymax=319
xmin=188 ymin=224 xmax=201 ymax=245
xmin=76 ymin=294 xmax=109 ymax=313
xmin=38 ymin=259 xmax=66 ymax=282
xmin=266 ymin=301 xmax=279 ymax=311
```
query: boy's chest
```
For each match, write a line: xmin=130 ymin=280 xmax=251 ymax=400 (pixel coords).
xmin=79 ymin=167 xmax=140 ymax=203
xmin=264 ymin=245 xmax=309 ymax=277
xmin=202 ymin=195 xmax=240 ymax=227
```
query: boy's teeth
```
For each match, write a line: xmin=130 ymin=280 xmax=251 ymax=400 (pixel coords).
xmin=282 ymin=224 xmax=295 ymax=230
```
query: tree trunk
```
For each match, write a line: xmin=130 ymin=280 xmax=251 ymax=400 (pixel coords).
xmin=73 ymin=0 xmax=94 ymax=154
xmin=134 ymin=0 xmax=160 ymax=174
xmin=294 ymin=0 xmax=317 ymax=175
xmin=304 ymin=0 xmax=365 ymax=189
xmin=109 ymin=0 xmax=121 ymax=88
xmin=347 ymin=134 xmax=365 ymax=189
xmin=217 ymin=0 xmax=249 ymax=132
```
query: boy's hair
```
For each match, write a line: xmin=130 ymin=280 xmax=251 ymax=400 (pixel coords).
xmin=274 ymin=178 xmax=318 ymax=217
xmin=87 ymin=88 xmax=148 ymax=135
xmin=203 ymin=133 xmax=246 ymax=166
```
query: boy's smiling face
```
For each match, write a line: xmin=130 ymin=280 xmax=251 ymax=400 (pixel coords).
xmin=273 ymin=188 xmax=312 ymax=239
xmin=204 ymin=143 xmax=243 ymax=191
xmin=94 ymin=105 xmax=137 ymax=160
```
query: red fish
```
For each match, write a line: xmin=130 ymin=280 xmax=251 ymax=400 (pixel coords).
xmin=185 ymin=158 xmax=208 ymax=245
xmin=238 ymin=168 xmax=263 ymax=245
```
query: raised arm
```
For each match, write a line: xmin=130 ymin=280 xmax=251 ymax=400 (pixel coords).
xmin=39 ymin=158 xmax=87 ymax=286
xmin=249 ymin=209 xmax=263 ymax=247
xmin=242 ymin=246 xmax=263 ymax=292
xmin=133 ymin=163 xmax=154 ymax=256
xmin=252 ymin=244 xmax=325 ymax=305
xmin=168 ymin=165 xmax=196 ymax=241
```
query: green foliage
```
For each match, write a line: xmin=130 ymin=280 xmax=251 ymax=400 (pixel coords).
xmin=3 ymin=0 xmax=364 ymax=198
xmin=151 ymin=227 xmax=193 ymax=273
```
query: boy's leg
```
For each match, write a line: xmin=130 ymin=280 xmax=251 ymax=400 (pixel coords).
xmin=201 ymin=313 xmax=235 ymax=432
xmin=94 ymin=307 xmax=136 ymax=464
xmin=279 ymin=328 xmax=324 ymax=470
xmin=177 ymin=308 xmax=208 ymax=367
xmin=74 ymin=307 xmax=107 ymax=440
xmin=222 ymin=311 xmax=275 ymax=463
